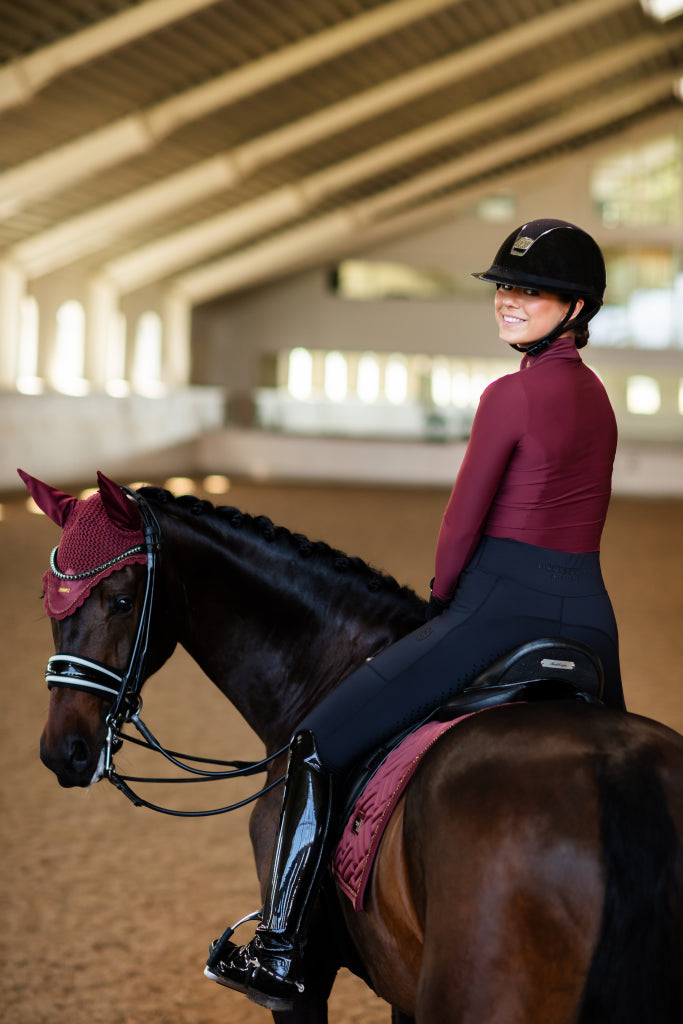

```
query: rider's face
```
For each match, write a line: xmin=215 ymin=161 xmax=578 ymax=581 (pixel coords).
xmin=494 ymin=285 xmax=583 ymax=348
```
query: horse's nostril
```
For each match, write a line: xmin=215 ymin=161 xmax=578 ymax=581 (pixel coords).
xmin=69 ymin=737 xmax=91 ymax=772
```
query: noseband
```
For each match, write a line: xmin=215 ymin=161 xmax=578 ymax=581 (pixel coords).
xmin=46 ymin=486 xmax=160 ymax=726
xmin=45 ymin=487 xmax=285 ymax=816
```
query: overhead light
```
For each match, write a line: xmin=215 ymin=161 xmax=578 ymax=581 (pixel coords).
xmin=640 ymin=0 xmax=683 ymax=20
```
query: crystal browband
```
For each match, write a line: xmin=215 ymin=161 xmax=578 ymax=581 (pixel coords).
xmin=49 ymin=544 xmax=145 ymax=581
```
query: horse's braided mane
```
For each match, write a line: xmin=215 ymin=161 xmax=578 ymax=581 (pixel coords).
xmin=139 ymin=486 xmax=425 ymax=607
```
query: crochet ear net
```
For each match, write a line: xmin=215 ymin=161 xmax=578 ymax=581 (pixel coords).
xmin=18 ymin=469 xmax=146 ymax=620
xmin=18 ymin=468 xmax=142 ymax=532
xmin=96 ymin=470 xmax=143 ymax=532
xmin=17 ymin=468 xmax=78 ymax=527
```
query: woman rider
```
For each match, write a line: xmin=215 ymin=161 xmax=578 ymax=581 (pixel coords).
xmin=205 ymin=218 xmax=624 ymax=1010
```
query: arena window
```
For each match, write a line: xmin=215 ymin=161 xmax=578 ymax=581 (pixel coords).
xmin=627 ymin=375 xmax=661 ymax=415
xmin=132 ymin=311 xmax=164 ymax=396
xmin=592 ymin=133 xmax=682 ymax=229
xmin=53 ymin=300 xmax=88 ymax=395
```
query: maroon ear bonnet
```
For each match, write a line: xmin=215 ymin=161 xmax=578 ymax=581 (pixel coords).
xmin=18 ymin=469 xmax=147 ymax=619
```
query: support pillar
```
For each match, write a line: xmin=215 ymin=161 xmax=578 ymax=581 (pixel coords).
xmin=161 ymin=288 xmax=191 ymax=388
xmin=0 ymin=261 xmax=25 ymax=388
xmin=85 ymin=274 xmax=120 ymax=390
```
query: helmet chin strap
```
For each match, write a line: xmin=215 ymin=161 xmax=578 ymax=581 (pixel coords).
xmin=511 ymin=298 xmax=578 ymax=357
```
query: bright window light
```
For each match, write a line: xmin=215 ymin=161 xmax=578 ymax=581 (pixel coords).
xmin=431 ymin=364 xmax=452 ymax=407
xmin=133 ymin=311 xmax=163 ymax=396
xmin=53 ymin=300 xmax=89 ymax=395
xmin=626 ymin=375 xmax=661 ymax=415
xmin=451 ymin=371 xmax=471 ymax=409
xmin=470 ymin=373 xmax=490 ymax=405
xmin=385 ymin=356 xmax=408 ymax=404
xmin=333 ymin=259 xmax=457 ymax=300
xmin=357 ymin=354 xmax=380 ymax=403
xmin=288 ymin=347 xmax=313 ymax=399
xmin=164 ymin=477 xmax=195 ymax=495
xmin=592 ymin=133 xmax=683 ymax=228
xmin=324 ymin=351 xmax=347 ymax=402
xmin=203 ymin=475 xmax=231 ymax=494
xmin=640 ymin=0 xmax=683 ymax=20
xmin=629 ymin=289 xmax=677 ymax=349
xmin=476 ymin=195 xmax=517 ymax=223
xmin=679 ymin=380 xmax=683 ymax=415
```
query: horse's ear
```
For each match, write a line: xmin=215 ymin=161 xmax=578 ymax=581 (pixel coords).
xmin=97 ymin=471 xmax=142 ymax=531
xmin=17 ymin=468 xmax=78 ymax=527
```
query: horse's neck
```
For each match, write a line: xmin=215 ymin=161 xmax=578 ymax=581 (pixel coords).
xmin=160 ymin=510 xmax=424 ymax=750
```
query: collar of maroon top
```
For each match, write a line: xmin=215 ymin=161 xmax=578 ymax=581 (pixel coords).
xmin=520 ymin=334 xmax=579 ymax=370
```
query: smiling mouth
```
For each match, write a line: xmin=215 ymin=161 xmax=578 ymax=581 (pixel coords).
xmin=502 ymin=314 xmax=525 ymax=325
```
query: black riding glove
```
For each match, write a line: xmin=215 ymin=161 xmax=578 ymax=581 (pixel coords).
xmin=427 ymin=579 xmax=450 ymax=620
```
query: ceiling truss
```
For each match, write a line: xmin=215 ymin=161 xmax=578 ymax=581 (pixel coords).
xmin=0 ymin=0 xmax=681 ymax=307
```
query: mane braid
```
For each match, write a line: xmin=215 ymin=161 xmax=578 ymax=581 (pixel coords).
xmin=138 ymin=486 xmax=424 ymax=606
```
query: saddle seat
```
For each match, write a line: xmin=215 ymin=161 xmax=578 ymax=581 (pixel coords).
xmin=433 ymin=635 xmax=604 ymax=720
xmin=331 ymin=638 xmax=605 ymax=914
xmin=338 ymin=637 xmax=603 ymax=828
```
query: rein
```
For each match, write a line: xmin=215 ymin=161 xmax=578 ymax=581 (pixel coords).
xmin=45 ymin=486 xmax=286 ymax=816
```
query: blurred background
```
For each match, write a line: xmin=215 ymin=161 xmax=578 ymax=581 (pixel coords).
xmin=1 ymin=3 xmax=682 ymax=1022
xmin=1 ymin=0 xmax=682 ymax=496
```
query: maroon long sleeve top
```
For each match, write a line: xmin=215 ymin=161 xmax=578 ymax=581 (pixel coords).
xmin=432 ymin=336 xmax=618 ymax=602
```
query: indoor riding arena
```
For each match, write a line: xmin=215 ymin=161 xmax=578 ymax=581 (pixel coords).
xmin=1 ymin=483 xmax=683 ymax=1024
xmin=2 ymin=3 xmax=683 ymax=1023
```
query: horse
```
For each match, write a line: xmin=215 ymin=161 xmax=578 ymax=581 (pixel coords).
xmin=25 ymin=469 xmax=683 ymax=1024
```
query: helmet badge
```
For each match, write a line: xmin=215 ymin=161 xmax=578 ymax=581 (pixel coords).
xmin=510 ymin=234 xmax=534 ymax=256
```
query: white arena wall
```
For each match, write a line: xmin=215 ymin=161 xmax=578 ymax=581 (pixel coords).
xmin=3 ymin=392 xmax=682 ymax=497
xmin=3 ymin=112 xmax=681 ymax=500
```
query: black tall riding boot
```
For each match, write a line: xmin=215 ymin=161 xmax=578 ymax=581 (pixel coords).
xmin=204 ymin=730 xmax=333 ymax=1012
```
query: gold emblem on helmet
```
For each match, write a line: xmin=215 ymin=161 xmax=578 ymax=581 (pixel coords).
xmin=511 ymin=234 xmax=534 ymax=255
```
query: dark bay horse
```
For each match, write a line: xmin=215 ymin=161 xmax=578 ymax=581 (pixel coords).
xmin=26 ymin=470 xmax=683 ymax=1024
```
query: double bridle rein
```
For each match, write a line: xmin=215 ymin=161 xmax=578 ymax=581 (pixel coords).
xmin=45 ymin=486 xmax=286 ymax=817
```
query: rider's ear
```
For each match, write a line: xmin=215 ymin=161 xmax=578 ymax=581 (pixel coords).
xmin=566 ymin=296 xmax=584 ymax=322
xmin=17 ymin=468 xmax=78 ymax=527
xmin=97 ymin=471 xmax=143 ymax=532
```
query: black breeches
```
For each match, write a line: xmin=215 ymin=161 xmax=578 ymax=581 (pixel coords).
xmin=299 ymin=536 xmax=623 ymax=777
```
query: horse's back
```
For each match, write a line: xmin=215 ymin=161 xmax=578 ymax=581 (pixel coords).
xmin=343 ymin=701 xmax=683 ymax=1023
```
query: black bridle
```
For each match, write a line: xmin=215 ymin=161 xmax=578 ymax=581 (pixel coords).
xmin=45 ymin=486 xmax=286 ymax=816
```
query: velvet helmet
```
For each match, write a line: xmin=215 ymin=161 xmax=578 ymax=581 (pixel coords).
xmin=471 ymin=218 xmax=606 ymax=351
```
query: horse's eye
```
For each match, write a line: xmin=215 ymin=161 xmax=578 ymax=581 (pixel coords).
xmin=111 ymin=595 xmax=134 ymax=615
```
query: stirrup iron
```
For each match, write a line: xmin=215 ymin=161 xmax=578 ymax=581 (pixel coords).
xmin=209 ymin=908 xmax=262 ymax=951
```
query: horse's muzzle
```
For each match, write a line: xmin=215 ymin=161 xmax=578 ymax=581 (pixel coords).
xmin=40 ymin=730 xmax=105 ymax=788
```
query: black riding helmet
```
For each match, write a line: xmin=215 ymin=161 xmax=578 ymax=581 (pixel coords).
xmin=472 ymin=218 xmax=606 ymax=355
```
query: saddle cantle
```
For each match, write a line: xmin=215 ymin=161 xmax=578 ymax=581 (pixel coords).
xmin=340 ymin=636 xmax=603 ymax=821
xmin=333 ymin=637 xmax=604 ymax=909
xmin=434 ymin=635 xmax=604 ymax=720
